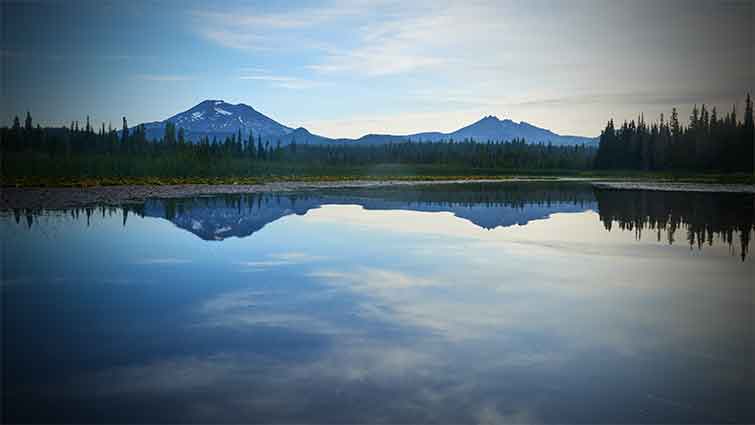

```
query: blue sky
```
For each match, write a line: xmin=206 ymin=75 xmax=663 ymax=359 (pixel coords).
xmin=1 ymin=0 xmax=752 ymax=137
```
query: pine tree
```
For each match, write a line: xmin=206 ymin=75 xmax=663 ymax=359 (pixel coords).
xmin=24 ymin=112 xmax=32 ymax=132
xmin=247 ymin=131 xmax=256 ymax=158
xmin=164 ymin=122 xmax=176 ymax=145
xmin=121 ymin=117 xmax=129 ymax=144
xmin=237 ymin=129 xmax=242 ymax=154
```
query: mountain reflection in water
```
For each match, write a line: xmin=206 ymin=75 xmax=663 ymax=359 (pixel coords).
xmin=10 ymin=183 xmax=754 ymax=259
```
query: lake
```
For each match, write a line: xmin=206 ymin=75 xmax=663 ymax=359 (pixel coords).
xmin=2 ymin=182 xmax=753 ymax=423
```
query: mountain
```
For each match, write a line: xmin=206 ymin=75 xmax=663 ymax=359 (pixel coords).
xmin=345 ymin=116 xmax=595 ymax=146
xmin=138 ymin=100 xmax=332 ymax=145
xmin=416 ymin=115 xmax=596 ymax=146
xmin=135 ymin=100 xmax=596 ymax=146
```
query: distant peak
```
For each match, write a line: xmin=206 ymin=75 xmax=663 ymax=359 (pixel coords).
xmin=470 ymin=115 xmax=504 ymax=127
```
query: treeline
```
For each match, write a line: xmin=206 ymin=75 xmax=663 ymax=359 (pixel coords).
xmin=0 ymin=114 xmax=595 ymax=178
xmin=595 ymin=94 xmax=754 ymax=172
xmin=3 ymin=93 xmax=752 ymax=179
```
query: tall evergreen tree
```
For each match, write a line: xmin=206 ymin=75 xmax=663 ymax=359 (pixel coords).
xmin=24 ymin=112 xmax=32 ymax=132
xmin=121 ymin=117 xmax=129 ymax=144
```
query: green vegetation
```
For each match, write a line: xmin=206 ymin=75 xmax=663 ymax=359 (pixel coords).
xmin=595 ymin=94 xmax=754 ymax=173
xmin=2 ymin=94 xmax=752 ymax=188
xmin=1 ymin=115 xmax=594 ymax=186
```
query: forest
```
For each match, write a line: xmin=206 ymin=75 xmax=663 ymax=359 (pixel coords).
xmin=1 ymin=93 xmax=752 ymax=182
xmin=0 ymin=116 xmax=594 ymax=179
xmin=594 ymin=94 xmax=753 ymax=173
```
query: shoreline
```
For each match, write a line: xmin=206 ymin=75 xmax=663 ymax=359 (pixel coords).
xmin=1 ymin=178 xmax=753 ymax=210
xmin=0 ymin=178 xmax=528 ymax=210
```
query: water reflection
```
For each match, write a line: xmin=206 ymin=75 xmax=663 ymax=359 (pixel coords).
xmin=595 ymin=189 xmax=754 ymax=260
xmin=9 ymin=183 xmax=755 ymax=259
xmin=2 ymin=183 xmax=754 ymax=423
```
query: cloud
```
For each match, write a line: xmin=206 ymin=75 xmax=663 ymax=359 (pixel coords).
xmin=196 ymin=287 xmax=356 ymax=336
xmin=190 ymin=2 xmax=368 ymax=51
xmin=199 ymin=29 xmax=273 ymax=51
xmin=133 ymin=257 xmax=192 ymax=265
xmin=308 ymin=50 xmax=446 ymax=77
xmin=191 ymin=5 xmax=359 ymax=30
xmin=310 ymin=267 xmax=437 ymax=291
xmin=237 ymin=252 xmax=327 ymax=269
xmin=192 ymin=1 xmax=452 ymax=76
xmin=60 ymin=345 xmax=464 ymax=422
xmin=187 ymin=0 xmax=751 ymax=136
xmin=199 ymin=289 xmax=274 ymax=314
xmin=515 ymin=90 xmax=749 ymax=108
xmin=240 ymin=74 xmax=327 ymax=90
xmin=135 ymin=74 xmax=194 ymax=82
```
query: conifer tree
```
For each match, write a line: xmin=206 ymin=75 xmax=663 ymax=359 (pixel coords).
xmin=121 ymin=117 xmax=129 ymax=144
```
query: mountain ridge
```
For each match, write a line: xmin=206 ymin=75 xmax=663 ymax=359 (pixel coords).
xmin=134 ymin=100 xmax=597 ymax=146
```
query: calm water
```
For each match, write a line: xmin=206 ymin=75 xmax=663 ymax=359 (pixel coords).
xmin=2 ymin=183 xmax=753 ymax=424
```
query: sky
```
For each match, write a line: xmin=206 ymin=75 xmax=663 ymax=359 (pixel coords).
xmin=1 ymin=0 xmax=752 ymax=138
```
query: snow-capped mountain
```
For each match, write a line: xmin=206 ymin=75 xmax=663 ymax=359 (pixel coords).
xmin=139 ymin=100 xmax=298 ymax=143
xmin=135 ymin=100 xmax=596 ymax=146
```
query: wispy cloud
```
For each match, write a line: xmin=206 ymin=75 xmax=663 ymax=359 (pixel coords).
xmin=135 ymin=74 xmax=194 ymax=82
xmin=133 ymin=257 xmax=192 ymax=265
xmin=191 ymin=6 xmax=354 ymax=30
xmin=200 ymin=29 xmax=273 ymax=51
xmin=190 ymin=2 xmax=367 ymax=51
xmin=238 ymin=66 xmax=269 ymax=73
xmin=514 ymin=90 xmax=748 ymax=108
xmin=307 ymin=50 xmax=446 ymax=77
xmin=240 ymin=75 xmax=299 ymax=82
xmin=240 ymin=74 xmax=327 ymax=90
xmin=184 ymin=0 xmax=751 ymax=136
xmin=310 ymin=267 xmax=436 ymax=291
xmin=237 ymin=252 xmax=327 ymax=269
xmin=191 ymin=1 xmax=453 ymax=76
